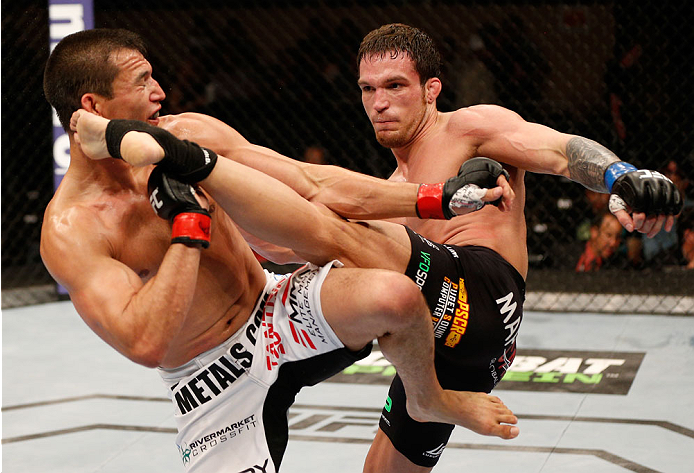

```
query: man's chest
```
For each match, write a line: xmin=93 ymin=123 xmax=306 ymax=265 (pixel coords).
xmin=398 ymin=141 xmax=475 ymax=183
xmin=100 ymin=196 xmax=171 ymax=280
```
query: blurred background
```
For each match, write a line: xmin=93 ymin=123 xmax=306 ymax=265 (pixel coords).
xmin=2 ymin=1 xmax=693 ymax=313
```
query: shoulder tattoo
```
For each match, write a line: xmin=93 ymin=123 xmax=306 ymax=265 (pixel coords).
xmin=566 ymin=137 xmax=620 ymax=192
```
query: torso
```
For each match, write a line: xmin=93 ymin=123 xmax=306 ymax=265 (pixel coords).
xmin=43 ymin=161 xmax=266 ymax=368
xmin=391 ymin=111 xmax=528 ymax=279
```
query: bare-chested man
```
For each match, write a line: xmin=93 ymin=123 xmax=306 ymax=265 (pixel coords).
xmin=96 ymin=24 xmax=680 ymax=473
xmin=41 ymin=28 xmax=518 ymax=473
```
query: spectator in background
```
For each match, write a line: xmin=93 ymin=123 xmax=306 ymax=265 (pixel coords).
xmin=575 ymin=189 xmax=644 ymax=268
xmin=676 ymin=208 xmax=694 ymax=269
xmin=576 ymin=189 xmax=610 ymax=241
xmin=576 ymin=211 xmax=622 ymax=272
xmin=648 ymin=208 xmax=694 ymax=270
xmin=642 ymin=160 xmax=692 ymax=262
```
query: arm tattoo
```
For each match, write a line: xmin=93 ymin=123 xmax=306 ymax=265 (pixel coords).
xmin=566 ymin=137 xmax=621 ymax=192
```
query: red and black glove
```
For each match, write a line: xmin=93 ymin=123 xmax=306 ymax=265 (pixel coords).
xmin=147 ymin=167 xmax=211 ymax=248
xmin=416 ymin=157 xmax=509 ymax=219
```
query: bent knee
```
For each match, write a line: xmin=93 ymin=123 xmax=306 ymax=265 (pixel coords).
xmin=370 ymin=272 xmax=427 ymax=323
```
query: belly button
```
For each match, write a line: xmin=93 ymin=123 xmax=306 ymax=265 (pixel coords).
xmin=138 ymin=269 xmax=150 ymax=278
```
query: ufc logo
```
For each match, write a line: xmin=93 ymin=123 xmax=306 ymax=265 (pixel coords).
xmin=149 ymin=188 xmax=163 ymax=211
xmin=638 ymin=170 xmax=672 ymax=183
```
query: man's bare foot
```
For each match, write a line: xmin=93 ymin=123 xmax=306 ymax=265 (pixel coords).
xmin=407 ymin=390 xmax=520 ymax=439
xmin=70 ymin=109 xmax=164 ymax=166
xmin=70 ymin=110 xmax=110 ymax=159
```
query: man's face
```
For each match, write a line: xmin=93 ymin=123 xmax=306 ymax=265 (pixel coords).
xmin=98 ymin=49 xmax=165 ymax=125
xmin=591 ymin=215 xmax=622 ymax=259
xmin=358 ymin=53 xmax=427 ymax=149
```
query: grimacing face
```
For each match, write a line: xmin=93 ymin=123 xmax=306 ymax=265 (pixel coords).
xmin=358 ymin=53 xmax=428 ymax=149
xmin=96 ymin=49 xmax=165 ymax=124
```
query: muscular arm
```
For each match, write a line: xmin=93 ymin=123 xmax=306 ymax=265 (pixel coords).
xmin=463 ymin=105 xmax=676 ymax=234
xmin=161 ymin=113 xmax=420 ymax=219
xmin=565 ymin=137 xmax=621 ymax=192
xmin=40 ymin=212 xmax=201 ymax=368
xmin=462 ymin=105 xmax=620 ymax=191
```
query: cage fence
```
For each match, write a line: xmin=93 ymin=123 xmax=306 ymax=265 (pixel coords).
xmin=2 ymin=1 xmax=693 ymax=313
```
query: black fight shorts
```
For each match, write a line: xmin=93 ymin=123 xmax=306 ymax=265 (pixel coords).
xmin=379 ymin=227 xmax=525 ymax=467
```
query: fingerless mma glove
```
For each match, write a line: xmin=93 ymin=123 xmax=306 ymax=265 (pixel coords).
xmin=416 ymin=157 xmax=510 ymax=219
xmin=148 ymin=167 xmax=211 ymax=248
xmin=106 ymin=119 xmax=217 ymax=183
xmin=605 ymin=162 xmax=683 ymax=214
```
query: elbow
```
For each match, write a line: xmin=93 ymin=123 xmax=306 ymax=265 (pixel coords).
xmin=124 ymin=338 xmax=170 ymax=368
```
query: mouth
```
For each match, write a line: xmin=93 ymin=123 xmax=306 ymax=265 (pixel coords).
xmin=147 ymin=110 xmax=160 ymax=123
xmin=373 ymin=119 xmax=397 ymax=128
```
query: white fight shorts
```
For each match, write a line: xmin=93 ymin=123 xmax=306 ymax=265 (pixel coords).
xmin=158 ymin=262 xmax=372 ymax=472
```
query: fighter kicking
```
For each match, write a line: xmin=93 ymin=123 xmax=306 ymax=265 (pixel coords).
xmin=41 ymin=27 xmax=517 ymax=473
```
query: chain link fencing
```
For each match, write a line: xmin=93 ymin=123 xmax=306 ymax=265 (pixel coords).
xmin=2 ymin=1 xmax=693 ymax=312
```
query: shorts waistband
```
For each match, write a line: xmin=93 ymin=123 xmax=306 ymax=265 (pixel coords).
xmin=157 ymin=271 xmax=286 ymax=384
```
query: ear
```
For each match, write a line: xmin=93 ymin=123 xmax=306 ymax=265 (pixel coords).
xmin=425 ymin=77 xmax=442 ymax=104
xmin=80 ymin=93 xmax=105 ymax=116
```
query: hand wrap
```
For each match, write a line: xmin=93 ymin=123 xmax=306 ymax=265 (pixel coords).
xmin=148 ymin=167 xmax=211 ymax=248
xmin=106 ymin=119 xmax=217 ymax=182
xmin=416 ymin=157 xmax=509 ymax=219
xmin=606 ymin=162 xmax=683 ymax=215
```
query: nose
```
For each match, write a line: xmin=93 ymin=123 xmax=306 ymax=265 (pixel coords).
xmin=150 ymin=78 xmax=166 ymax=102
xmin=373 ymin=88 xmax=389 ymax=113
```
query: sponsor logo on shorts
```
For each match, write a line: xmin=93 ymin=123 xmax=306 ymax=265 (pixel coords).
xmin=172 ymin=299 xmax=266 ymax=415
xmin=497 ymin=292 xmax=521 ymax=350
xmin=414 ymin=251 xmax=431 ymax=290
xmin=489 ymin=291 xmax=522 ymax=386
xmin=178 ymin=443 xmax=192 ymax=465
xmin=262 ymin=308 xmax=285 ymax=371
xmin=443 ymin=245 xmax=459 ymax=258
xmin=444 ymin=278 xmax=469 ymax=347
xmin=330 ymin=348 xmax=644 ymax=394
xmin=262 ymin=279 xmax=288 ymax=371
xmin=282 ymin=267 xmax=328 ymax=351
xmin=432 ymin=276 xmax=459 ymax=338
xmin=238 ymin=458 xmax=270 ymax=473
xmin=490 ymin=343 xmax=517 ymax=388
xmin=176 ymin=415 xmax=258 ymax=465
xmin=417 ymin=234 xmax=440 ymax=251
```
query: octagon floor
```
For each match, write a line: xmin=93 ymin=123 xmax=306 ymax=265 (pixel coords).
xmin=2 ymin=300 xmax=693 ymax=473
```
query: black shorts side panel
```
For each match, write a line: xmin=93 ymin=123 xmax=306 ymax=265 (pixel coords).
xmin=379 ymin=228 xmax=525 ymax=466
xmin=264 ymin=344 xmax=372 ymax=470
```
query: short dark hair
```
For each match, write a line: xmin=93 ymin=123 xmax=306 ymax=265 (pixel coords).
xmin=357 ymin=23 xmax=441 ymax=85
xmin=591 ymin=210 xmax=617 ymax=231
xmin=44 ymin=29 xmax=147 ymax=131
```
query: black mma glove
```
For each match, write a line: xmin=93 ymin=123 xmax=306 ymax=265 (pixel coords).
xmin=416 ymin=157 xmax=510 ymax=219
xmin=106 ymin=119 xmax=217 ymax=183
xmin=605 ymin=162 xmax=683 ymax=215
xmin=148 ymin=167 xmax=211 ymax=248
